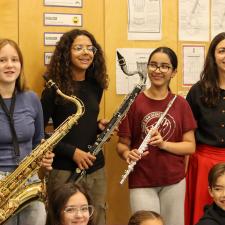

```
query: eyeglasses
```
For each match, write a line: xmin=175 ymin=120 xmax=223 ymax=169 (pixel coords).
xmin=64 ymin=205 xmax=94 ymax=217
xmin=212 ymin=186 xmax=225 ymax=195
xmin=72 ymin=45 xmax=97 ymax=55
xmin=147 ymin=63 xmax=172 ymax=73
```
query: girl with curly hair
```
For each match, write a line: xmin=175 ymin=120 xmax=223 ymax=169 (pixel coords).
xmin=41 ymin=29 xmax=108 ymax=225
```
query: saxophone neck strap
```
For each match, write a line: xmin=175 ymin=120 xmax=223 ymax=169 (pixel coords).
xmin=0 ymin=89 xmax=20 ymax=156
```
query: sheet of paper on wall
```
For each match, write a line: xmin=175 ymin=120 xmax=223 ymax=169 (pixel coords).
xmin=44 ymin=0 xmax=82 ymax=7
xmin=44 ymin=52 xmax=53 ymax=65
xmin=128 ymin=0 xmax=162 ymax=40
xmin=211 ymin=0 xmax=225 ymax=40
xmin=44 ymin=13 xmax=82 ymax=27
xmin=179 ymin=0 xmax=209 ymax=41
xmin=44 ymin=32 xmax=64 ymax=46
xmin=182 ymin=45 xmax=205 ymax=86
xmin=116 ymin=48 xmax=153 ymax=95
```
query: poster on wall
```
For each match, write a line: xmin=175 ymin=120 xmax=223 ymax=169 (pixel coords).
xmin=44 ymin=13 xmax=82 ymax=26
xmin=44 ymin=32 xmax=64 ymax=46
xmin=128 ymin=0 xmax=162 ymax=40
xmin=179 ymin=0 xmax=209 ymax=41
xmin=182 ymin=45 xmax=205 ymax=86
xmin=116 ymin=48 xmax=153 ymax=94
xmin=44 ymin=0 xmax=82 ymax=7
xmin=211 ymin=0 xmax=225 ymax=40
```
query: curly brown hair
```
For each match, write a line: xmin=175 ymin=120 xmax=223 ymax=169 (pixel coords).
xmin=46 ymin=29 xmax=108 ymax=96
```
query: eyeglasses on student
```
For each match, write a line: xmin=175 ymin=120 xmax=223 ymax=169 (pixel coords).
xmin=72 ymin=45 xmax=97 ymax=55
xmin=147 ymin=63 xmax=172 ymax=73
xmin=64 ymin=205 xmax=95 ymax=217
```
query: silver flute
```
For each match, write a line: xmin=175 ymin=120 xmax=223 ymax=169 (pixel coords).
xmin=120 ymin=95 xmax=177 ymax=185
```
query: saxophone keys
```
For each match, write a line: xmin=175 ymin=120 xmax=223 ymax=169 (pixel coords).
xmin=76 ymin=168 xmax=81 ymax=174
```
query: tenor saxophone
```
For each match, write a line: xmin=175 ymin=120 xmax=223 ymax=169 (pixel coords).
xmin=0 ymin=78 xmax=85 ymax=224
xmin=70 ymin=51 xmax=147 ymax=182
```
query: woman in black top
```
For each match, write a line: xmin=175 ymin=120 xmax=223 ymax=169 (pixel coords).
xmin=41 ymin=29 xmax=108 ymax=225
xmin=185 ymin=32 xmax=225 ymax=225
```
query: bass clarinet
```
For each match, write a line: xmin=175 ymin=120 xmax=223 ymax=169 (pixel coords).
xmin=120 ymin=95 xmax=177 ymax=185
xmin=70 ymin=51 xmax=147 ymax=183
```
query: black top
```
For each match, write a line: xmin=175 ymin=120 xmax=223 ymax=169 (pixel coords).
xmin=196 ymin=203 xmax=225 ymax=225
xmin=186 ymin=82 xmax=225 ymax=147
xmin=41 ymin=78 xmax=105 ymax=173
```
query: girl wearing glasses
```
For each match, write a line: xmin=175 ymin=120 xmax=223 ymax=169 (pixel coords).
xmin=185 ymin=32 xmax=225 ymax=225
xmin=117 ymin=47 xmax=196 ymax=225
xmin=47 ymin=183 xmax=95 ymax=225
xmin=41 ymin=29 xmax=108 ymax=225
xmin=196 ymin=162 xmax=225 ymax=225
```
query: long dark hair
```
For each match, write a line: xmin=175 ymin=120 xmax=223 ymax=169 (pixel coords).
xmin=147 ymin=47 xmax=178 ymax=90
xmin=47 ymin=183 xmax=95 ymax=225
xmin=128 ymin=210 xmax=164 ymax=225
xmin=200 ymin=32 xmax=225 ymax=107
xmin=46 ymin=29 xmax=108 ymax=96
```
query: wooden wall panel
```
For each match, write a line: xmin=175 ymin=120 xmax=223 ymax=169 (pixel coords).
xmin=18 ymin=0 xmax=105 ymax=97
xmin=0 ymin=0 xmax=18 ymax=41
xmin=104 ymin=1 xmax=178 ymax=224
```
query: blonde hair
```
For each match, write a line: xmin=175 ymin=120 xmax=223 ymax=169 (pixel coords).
xmin=0 ymin=39 xmax=28 ymax=91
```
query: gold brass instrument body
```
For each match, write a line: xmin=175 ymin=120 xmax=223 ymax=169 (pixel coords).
xmin=0 ymin=79 xmax=85 ymax=224
xmin=0 ymin=182 xmax=45 ymax=224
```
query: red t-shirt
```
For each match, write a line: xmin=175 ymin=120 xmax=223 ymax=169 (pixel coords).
xmin=118 ymin=92 xmax=197 ymax=188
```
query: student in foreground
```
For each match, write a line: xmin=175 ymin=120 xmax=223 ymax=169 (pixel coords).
xmin=47 ymin=182 xmax=95 ymax=225
xmin=196 ymin=162 xmax=225 ymax=225
xmin=128 ymin=210 xmax=164 ymax=225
